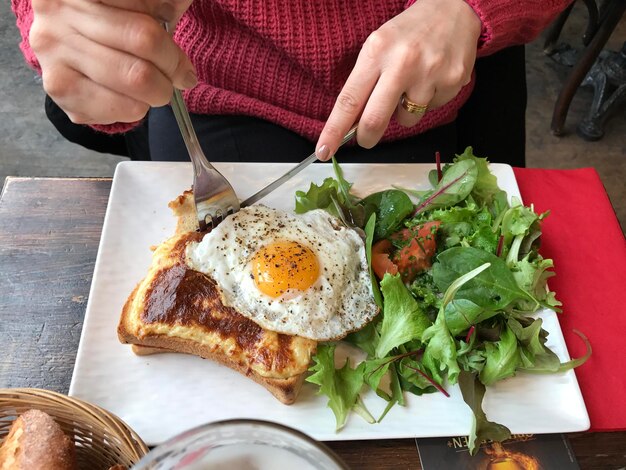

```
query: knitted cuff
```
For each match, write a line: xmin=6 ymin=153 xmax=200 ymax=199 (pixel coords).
xmin=91 ymin=121 xmax=143 ymax=135
xmin=463 ymin=0 xmax=494 ymax=52
xmin=11 ymin=0 xmax=41 ymax=72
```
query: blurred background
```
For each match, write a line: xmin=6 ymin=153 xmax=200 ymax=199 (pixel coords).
xmin=1 ymin=1 xmax=624 ymax=231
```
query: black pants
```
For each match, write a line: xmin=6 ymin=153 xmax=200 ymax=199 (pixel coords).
xmin=46 ymin=46 xmax=526 ymax=167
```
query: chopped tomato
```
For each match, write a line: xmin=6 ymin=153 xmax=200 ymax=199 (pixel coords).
xmin=371 ymin=221 xmax=441 ymax=282
xmin=392 ymin=221 xmax=441 ymax=282
xmin=371 ymin=239 xmax=398 ymax=280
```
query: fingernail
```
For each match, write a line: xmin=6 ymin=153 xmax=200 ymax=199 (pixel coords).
xmin=316 ymin=144 xmax=330 ymax=161
xmin=183 ymin=70 xmax=197 ymax=89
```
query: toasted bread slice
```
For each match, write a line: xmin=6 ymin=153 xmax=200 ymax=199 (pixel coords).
xmin=118 ymin=194 xmax=317 ymax=405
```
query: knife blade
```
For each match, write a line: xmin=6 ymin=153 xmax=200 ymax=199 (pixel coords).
xmin=240 ymin=124 xmax=358 ymax=208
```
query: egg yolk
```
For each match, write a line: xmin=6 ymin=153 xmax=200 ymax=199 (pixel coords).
xmin=251 ymin=241 xmax=320 ymax=298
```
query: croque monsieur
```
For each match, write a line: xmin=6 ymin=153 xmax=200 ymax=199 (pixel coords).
xmin=118 ymin=190 xmax=378 ymax=405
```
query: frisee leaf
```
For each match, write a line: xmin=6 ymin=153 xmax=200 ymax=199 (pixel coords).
xmin=306 ymin=344 xmax=366 ymax=431
xmin=375 ymin=274 xmax=432 ymax=358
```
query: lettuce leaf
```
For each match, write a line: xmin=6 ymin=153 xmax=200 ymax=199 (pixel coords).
xmin=306 ymin=344 xmax=367 ymax=431
xmin=479 ymin=323 xmax=521 ymax=386
xmin=458 ymin=370 xmax=511 ymax=455
xmin=375 ymin=274 xmax=432 ymax=358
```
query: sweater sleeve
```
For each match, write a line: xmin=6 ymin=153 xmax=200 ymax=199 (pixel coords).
xmin=404 ymin=0 xmax=573 ymax=58
xmin=11 ymin=0 xmax=141 ymax=135
xmin=11 ymin=0 xmax=40 ymax=71
xmin=466 ymin=0 xmax=574 ymax=57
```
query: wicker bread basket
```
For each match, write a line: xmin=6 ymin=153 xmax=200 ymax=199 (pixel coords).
xmin=0 ymin=388 xmax=148 ymax=469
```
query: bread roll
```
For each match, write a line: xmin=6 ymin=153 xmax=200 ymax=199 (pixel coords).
xmin=0 ymin=409 xmax=76 ymax=470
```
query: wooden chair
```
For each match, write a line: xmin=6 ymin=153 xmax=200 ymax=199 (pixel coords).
xmin=543 ymin=0 xmax=626 ymax=139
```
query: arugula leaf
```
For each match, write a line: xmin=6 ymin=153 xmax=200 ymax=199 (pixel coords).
xmin=527 ymin=332 xmax=592 ymax=373
xmin=361 ymin=190 xmax=414 ymax=240
xmin=458 ymin=370 xmax=511 ymax=455
xmin=332 ymin=156 xmax=356 ymax=205
xmin=414 ymin=159 xmax=478 ymax=215
xmin=432 ymin=247 xmax=537 ymax=311
xmin=375 ymin=274 xmax=432 ymax=358
xmin=364 ymin=213 xmax=383 ymax=309
xmin=479 ymin=323 xmax=521 ymax=386
xmin=306 ymin=344 xmax=366 ymax=431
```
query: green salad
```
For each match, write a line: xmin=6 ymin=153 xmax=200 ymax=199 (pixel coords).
xmin=294 ymin=148 xmax=590 ymax=454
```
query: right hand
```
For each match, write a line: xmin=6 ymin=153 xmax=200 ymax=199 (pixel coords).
xmin=29 ymin=0 xmax=196 ymax=125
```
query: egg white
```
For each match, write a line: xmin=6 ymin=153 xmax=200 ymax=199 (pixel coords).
xmin=185 ymin=205 xmax=378 ymax=341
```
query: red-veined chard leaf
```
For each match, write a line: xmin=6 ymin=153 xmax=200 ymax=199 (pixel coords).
xmin=413 ymin=159 xmax=478 ymax=216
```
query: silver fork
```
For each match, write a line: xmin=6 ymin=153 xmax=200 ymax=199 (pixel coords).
xmin=163 ymin=21 xmax=239 ymax=231
xmin=169 ymin=88 xmax=240 ymax=232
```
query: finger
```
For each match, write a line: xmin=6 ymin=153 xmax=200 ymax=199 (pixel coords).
xmin=356 ymin=74 xmax=405 ymax=148
xmin=395 ymin=87 xmax=435 ymax=128
xmin=316 ymin=60 xmax=379 ymax=160
xmin=74 ymin=5 xmax=196 ymax=90
xmin=42 ymin=65 xmax=149 ymax=125
xmin=88 ymin=0 xmax=192 ymax=23
xmin=61 ymin=34 xmax=173 ymax=107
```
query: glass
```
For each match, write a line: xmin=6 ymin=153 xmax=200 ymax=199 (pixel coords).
xmin=131 ymin=419 xmax=349 ymax=470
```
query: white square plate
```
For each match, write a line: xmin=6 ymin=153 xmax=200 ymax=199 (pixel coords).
xmin=69 ymin=161 xmax=589 ymax=445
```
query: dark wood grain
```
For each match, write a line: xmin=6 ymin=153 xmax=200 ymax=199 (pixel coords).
xmin=0 ymin=177 xmax=624 ymax=470
xmin=0 ymin=177 xmax=111 ymax=392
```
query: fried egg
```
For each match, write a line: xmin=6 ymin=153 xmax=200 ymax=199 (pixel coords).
xmin=185 ymin=205 xmax=378 ymax=341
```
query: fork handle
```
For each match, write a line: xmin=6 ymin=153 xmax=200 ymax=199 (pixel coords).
xmin=169 ymin=88 xmax=207 ymax=174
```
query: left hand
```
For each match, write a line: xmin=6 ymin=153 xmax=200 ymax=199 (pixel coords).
xmin=315 ymin=0 xmax=482 ymax=160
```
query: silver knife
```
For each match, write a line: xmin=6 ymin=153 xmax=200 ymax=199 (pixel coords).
xmin=240 ymin=124 xmax=358 ymax=208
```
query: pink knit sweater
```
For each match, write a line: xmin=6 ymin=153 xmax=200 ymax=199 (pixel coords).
xmin=12 ymin=0 xmax=571 ymax=141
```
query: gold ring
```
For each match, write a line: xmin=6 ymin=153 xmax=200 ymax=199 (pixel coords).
xmin=400 ymin=93 xmax=428 ymax=115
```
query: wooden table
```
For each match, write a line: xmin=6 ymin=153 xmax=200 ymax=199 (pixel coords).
xmin=1 ymin=177 xmax=624 ymax=470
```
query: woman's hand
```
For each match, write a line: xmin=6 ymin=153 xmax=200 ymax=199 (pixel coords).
xmin=315 ymin=0 xmax=482 ymax=160
xmin=29 ymin=0 xmax=195 ymax=125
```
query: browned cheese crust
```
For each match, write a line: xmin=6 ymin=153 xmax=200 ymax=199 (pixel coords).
xmin=119 ymin=193 xmax=317 ymax=404
xmin=0 ymin=410 xmax=77 ymax=470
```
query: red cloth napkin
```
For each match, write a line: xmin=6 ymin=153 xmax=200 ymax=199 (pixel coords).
xmin=513 ymin=167 xmax=626 ymax=432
